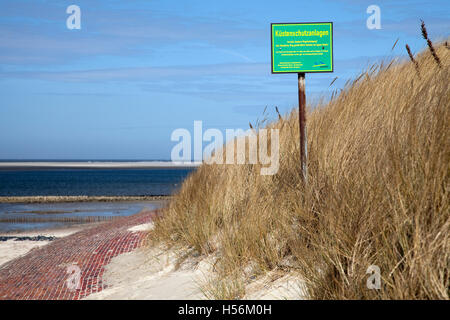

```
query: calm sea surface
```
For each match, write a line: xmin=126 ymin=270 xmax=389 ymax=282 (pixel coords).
xmin=0 ymin=168 xmax=195 ymax=196
xmin=0 ymin=165 xmax=196 ymax=232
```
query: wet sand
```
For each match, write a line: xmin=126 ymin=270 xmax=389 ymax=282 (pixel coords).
xmin=0 ymin=199 xmax=167 ymax=234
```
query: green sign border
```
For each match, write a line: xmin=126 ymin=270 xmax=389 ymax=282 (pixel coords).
xmin=271 ymin=22 xmax=334 ymax=74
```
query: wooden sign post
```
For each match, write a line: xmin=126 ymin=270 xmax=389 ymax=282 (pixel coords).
xmin=298 ymin=72 xmax=307 ymax=180
xmin=271 ymin=22 xmax=334 ymax=181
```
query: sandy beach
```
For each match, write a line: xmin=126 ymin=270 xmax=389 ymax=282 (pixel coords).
xmin=0 ymin=225 xmax=89 ymax=267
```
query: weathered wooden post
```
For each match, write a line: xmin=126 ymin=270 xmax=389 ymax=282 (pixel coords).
xmin=297 ymin=72 xmax=307 ymax=181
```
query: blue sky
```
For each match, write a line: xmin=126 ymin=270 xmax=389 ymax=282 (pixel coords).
xmin=1 ymin=0 xmax=448 ymax=160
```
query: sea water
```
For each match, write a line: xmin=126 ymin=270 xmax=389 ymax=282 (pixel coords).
xmin=0 ymin=167 xmax=195 ymax=197
xmin=0 ymin=165 xmax=196 ymax=232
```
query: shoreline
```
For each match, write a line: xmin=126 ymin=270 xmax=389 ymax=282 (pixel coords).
xmin=0 ymin=222 xmax=97 ymax=237
xmin=0 ymin=221 xmax=105 ymax=236
xmin=0 ymin=195 xmax=172 ymax=203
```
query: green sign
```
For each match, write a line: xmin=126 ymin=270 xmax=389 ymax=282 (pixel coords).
xmin=271 ymin=22 xmax=333 ymax=73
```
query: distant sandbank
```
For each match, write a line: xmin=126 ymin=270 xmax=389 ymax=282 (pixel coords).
xmin=0 ymin=161 xmax=201 ymax=170
xmin=0 ymin=195 xmax=171 ymax=203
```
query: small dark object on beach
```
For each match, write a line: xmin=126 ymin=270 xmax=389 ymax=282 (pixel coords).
xmin=0 ymin=236 xmax=14 ymax=241
xmin=0 ymin=235 xmax=57 ymax=242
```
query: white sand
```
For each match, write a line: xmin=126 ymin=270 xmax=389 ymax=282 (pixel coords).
xmin=86 ymin=223 xmax=307 ymax=300
xmin=127 ymin=222 xmax=154 ymax=233
xmin=0 ymin=240 xmax=50 ymax=267
xmin=0 ymin=227 xmax=83 ymax=268
xmin=85 ymin=245 xmax=209 ymax=300
xmin=85 ymin=246 xmax=306 ymax=300
xmin=244 ymin=273 xmax=307 ymax=300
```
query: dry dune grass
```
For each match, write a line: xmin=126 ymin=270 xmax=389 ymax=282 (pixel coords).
xmin=149 ymin=39 xmax=449 ymax=299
